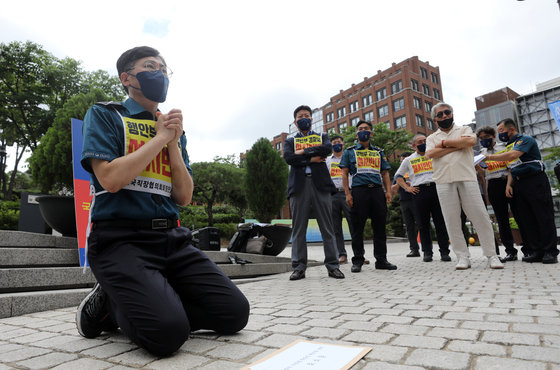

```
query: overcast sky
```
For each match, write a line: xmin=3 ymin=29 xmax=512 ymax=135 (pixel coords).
xmin=2 ymin=0 xmax=560 ymax=170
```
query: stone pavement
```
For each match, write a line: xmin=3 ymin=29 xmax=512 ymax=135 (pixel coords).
xmin=1 ymin=241 xmax=559 ymax=369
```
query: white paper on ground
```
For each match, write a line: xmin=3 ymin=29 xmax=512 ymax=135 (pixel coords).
xmin=242 ymin=339 xmax=371 ymax=370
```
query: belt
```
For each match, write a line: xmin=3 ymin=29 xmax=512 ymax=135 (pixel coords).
xmin=94 ymin=218 xmax=179 ymax=230
xmin=354 ymin=183 xmax=381 ymax=188
xmin=418 ymin=182 xmax=436 ymax=187
xmin=514 ymin=171 xmax=543 ymax=181
xmin=336 ymin=188 xmax=345 ymax=192
xmin=305 ymin=173 xmax=312 ymax=177
xmin=488 ymin=177 xmax=508 ymax=183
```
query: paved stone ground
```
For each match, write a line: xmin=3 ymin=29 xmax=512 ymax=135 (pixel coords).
xmin=1 ymin=241 xmax=559 ymax=369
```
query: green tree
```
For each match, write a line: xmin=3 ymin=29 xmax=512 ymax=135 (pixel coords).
xmin=244 ymin=138 xmax=288 ymax=222
xmin=191 ymin=161 xmax=246 ymax=226
xmin=543 ymin=147 xmax=560 ymax=192
xmin=28 ymin=89 xmax=110 ymax=194
xmin=0 ymin=40 xmax=124 ymax=199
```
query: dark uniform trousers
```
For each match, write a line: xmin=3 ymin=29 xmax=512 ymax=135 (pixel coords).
xmin=350 ymin=185 xmax=387 ymax=266
xmin=332 ymin=190 xmax=353 ymax=257
xmin=400 ymin=199 xmax=419 ymax=252
xmin=87 ymin=226 xmax=250 ymax=356
xmin=487 ymin=177 xmax=530 ymax=256
xmin=411 ymin=183 xmax=450 ymax=256
xmin=512 ymin=171 xmax=559 ymax=258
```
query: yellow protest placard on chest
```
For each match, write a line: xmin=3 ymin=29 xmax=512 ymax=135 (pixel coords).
xmin=354 ymin=149 xmax=381 ymax=174
xmin=330 ymin=161 xmax=342 ymax=178
xmin=409 ymin=156 xmax=433 ymax=175
xmin=294 ymin=135 xmax=322 ymax=151
xmin=122 ymin=116 xmax=174 ymax=196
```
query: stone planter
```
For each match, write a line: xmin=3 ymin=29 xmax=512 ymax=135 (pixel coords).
xmin=36 ymin=195 xmax=77 ymax=237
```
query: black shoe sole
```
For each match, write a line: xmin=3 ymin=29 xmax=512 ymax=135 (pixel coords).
xmin=375 ymin=265 xmax=397 ymax=270
xmin=76 ymin=284 xmax=103 ymax=338
xmin=289 ymin=272 xmax=306 ymax=280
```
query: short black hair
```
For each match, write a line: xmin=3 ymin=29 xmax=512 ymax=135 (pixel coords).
xmin=497 ymin=118 xmax=517 ymax=130
xmin=476 ymin=126 xmax=496 ymax=137
xmin=330 ymin=135 xmax=343 ymax=142
xmin=293 ymin=105 xmax=312 ymax=119
xmin=356 ymin=120 xmax=372 ymax=129
xmin=116 ymin=46 xmax=165 ymax=93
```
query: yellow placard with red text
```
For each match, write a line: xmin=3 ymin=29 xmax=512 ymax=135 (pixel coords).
xmin=123 ymin=117 xmax=174 ymax=196
xmin=294 ymin=135 xmax=322 ymax=151
xmin=409 ymin=156 xmax=433 ymax=175
xmin=330 ymin=161 xmax=342 ymax=178
xmin=354 ymin=149 xmax=381 ymax=174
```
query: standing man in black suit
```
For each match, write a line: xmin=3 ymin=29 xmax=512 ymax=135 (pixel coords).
xmin=283 ymin=105 xmax=345 ymax=281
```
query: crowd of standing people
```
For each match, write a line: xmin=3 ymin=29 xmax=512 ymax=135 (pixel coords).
xmin=283 ymin=103 xmax=559 ymax=279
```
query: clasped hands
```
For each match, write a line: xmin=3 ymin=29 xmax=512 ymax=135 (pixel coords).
xmin=156 ymin=109 xmax=183 ymax=145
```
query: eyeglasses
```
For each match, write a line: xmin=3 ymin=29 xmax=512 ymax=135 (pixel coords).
xmin=436 ymin=109 xmax=452 ymax=118
xmin=130 ymin=61 xmax=173 ymax=78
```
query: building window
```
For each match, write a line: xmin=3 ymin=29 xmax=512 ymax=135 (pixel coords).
xmin=350 ymin=117 xmax=360 ymax=126
xmin=433 ymin=88 xmax=441 ymax=100
xmin=390 ymin=80 xmax=402 ymax=94
xmin=275 ymin=142 xmax=281 ymax=151
xmin=393 ymin=98 xmax=405 ymax=112
xmin=413 ymin=96 xmax=422 ymax=109
xmin=338 ymin=122 xmax=347 ymax=131
xmin=411 ymin=79 xmax=419 ymax=92
xmin=427 ymin=118 xmax=435 ymax=130
xmin=422 ymin=84 xmax=430 ymax=96
xmin=425 ymin=101 xmax=432 ymax=113
xmin=378 ymin=104 xmax=389 ymax=118
xmin=420 ymin=67 xmax=428 ymax=79
xmin=415 ymin=115 xmax=424 ymax=127
xmin=349 ymin=100 xmax=359 ymax=113
xmin=362 ymin=94 xmax=372 ymax=107
xmin=376 ymin=87 xmax=387 ymax=101
xmin=325 ymin=112 xmax=334 ymax=123
xmin=431 ymin=72 xmax=439 ymax=84
xmin=395 ymin=116 xmax=407 ymax=129
xmin=363 ymin=110 xmax=374 ymax=122
xmin=337 ymin=106 xmax=346 ymax=118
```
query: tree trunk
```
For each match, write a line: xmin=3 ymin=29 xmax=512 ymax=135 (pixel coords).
xmin=6 ymin=144 xmax=26 ymax=200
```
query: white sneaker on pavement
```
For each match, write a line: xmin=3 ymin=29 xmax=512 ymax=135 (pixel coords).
xmin=488 ymin=255 xmax=505 ymax=269
xmin=455 ymin=257 xmax=471 ymax=270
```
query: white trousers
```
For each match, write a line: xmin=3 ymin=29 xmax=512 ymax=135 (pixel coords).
xmin=436 ymin=181 xmax=497 ymax=259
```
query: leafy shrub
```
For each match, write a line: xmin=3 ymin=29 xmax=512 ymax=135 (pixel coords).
xmin=214 ymin=222 xmax=238 ymax=240
xmin=0 ymin=200 xmax=20 ymax=230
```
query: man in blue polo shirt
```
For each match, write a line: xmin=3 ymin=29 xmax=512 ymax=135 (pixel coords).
xmin=340 ymin=120 xmax=397 ymax=272
xmin=75 ymin=46 xmax=249 ymax=356
xmin=483 ymin=118 xmax=558 ymax=264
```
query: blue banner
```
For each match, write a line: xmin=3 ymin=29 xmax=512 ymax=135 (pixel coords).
xmin=549 ymin=100 xmax=560 ymax=132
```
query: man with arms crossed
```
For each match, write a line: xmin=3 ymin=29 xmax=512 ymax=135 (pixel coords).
xmin=425 ymin=103 xmax=504 ymax=270
xmin=283 ymin=105 xmax=345 ymax=280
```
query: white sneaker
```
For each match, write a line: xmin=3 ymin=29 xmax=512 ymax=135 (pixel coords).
xmin=488 ymin=255 xmax=504 ymax=269
xmin=455 ymin=257 xmax=471 ymax=270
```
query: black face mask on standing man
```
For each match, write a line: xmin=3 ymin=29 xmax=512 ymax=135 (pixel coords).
xmin=437 ymin=117 xmax=453 ymax=129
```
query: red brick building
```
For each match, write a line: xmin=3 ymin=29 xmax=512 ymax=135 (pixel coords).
xmin=322 ymin=56 xmax=443 ymax=138
xmin=270 ymin=132 xmax=289 ymax=154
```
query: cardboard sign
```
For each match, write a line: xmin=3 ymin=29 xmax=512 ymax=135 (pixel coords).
xmin=242 ymin=340 xmax=371 ymax=370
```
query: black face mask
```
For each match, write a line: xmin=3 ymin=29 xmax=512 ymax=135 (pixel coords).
xmin=437 ymin=117 xmax=453 ymax=129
